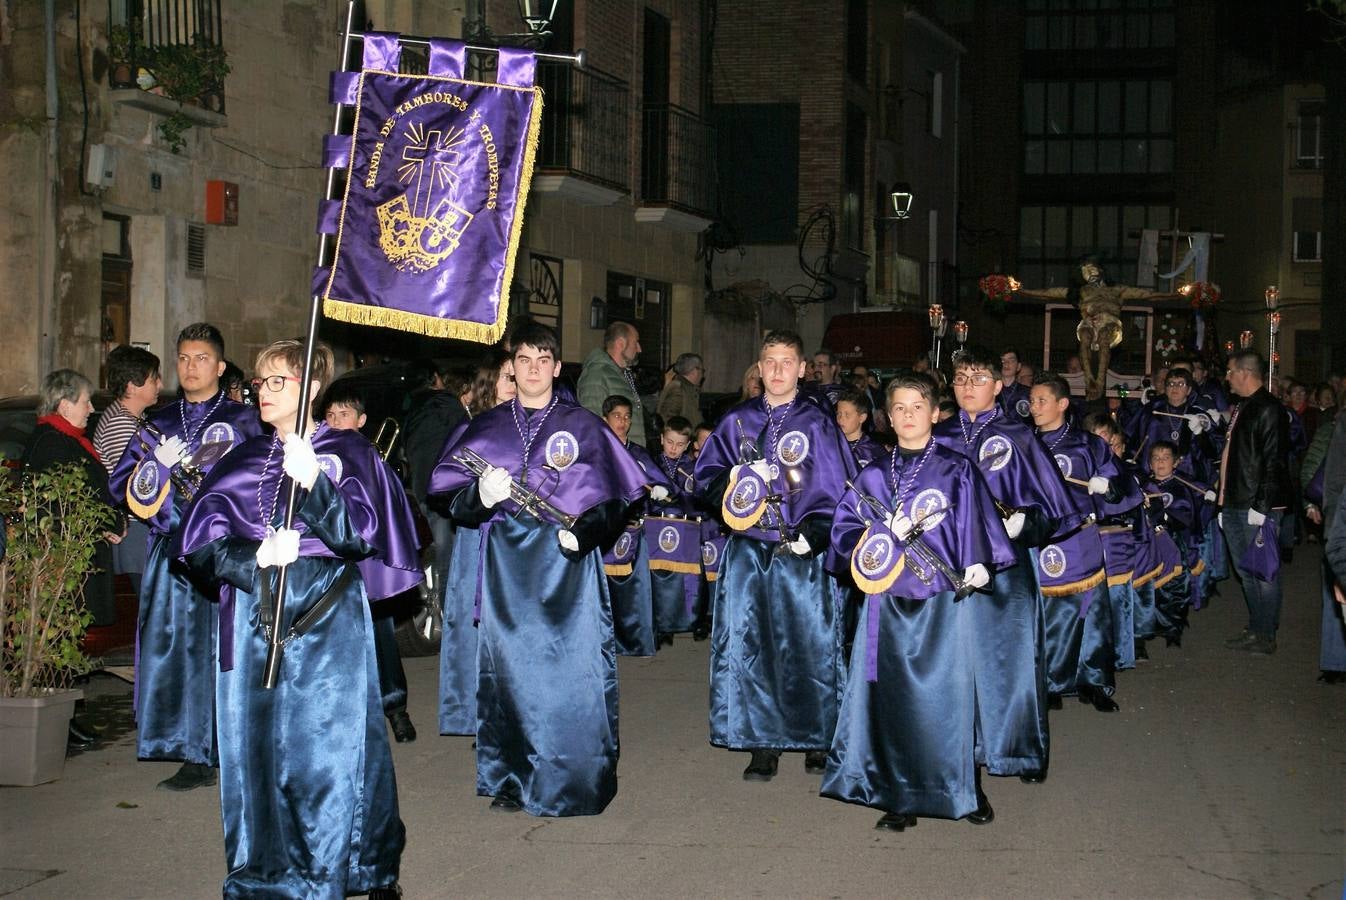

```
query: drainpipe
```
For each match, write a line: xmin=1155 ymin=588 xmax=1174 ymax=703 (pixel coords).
xmin=39 ymin=0 xmax=59 ymax=375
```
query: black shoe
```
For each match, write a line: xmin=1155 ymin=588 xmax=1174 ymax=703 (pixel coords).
xmin=692 ymin=622 xmax=710 ymax=642
xmin=67 ymin=723 xmax=95 ymax=750
xmin=1225 ymin=630 xmax=1255 ymax=649
xmin=489 ymin=794 xmax=521 ymax=812
xmin=1018 ymin=770 xmax=1046 ymax=784
xmin=965 ymin=792 xmax=994 ymax=825
xmin=367 ymin=884 xmax=403 ymax=899
xmin=68 ymin=718 xmax=99 ymax=744
xmin=742 ymin=749 xmax=780 ymax=781
xmin=1318 ymin=670 xmax=1346 ymax=685
xmin=388 ymin=710 xmax=417 ymax=743
xmin=875 ymin=812 xmax=918 ymax=831
xmin=157 ymin=762 xmax=217 ymax=792
xmin=1078 ymin=687 xmax=1120 ymax=713
xmin=1046 ymin=694 xmax=1063 ymax=711
xmin=803 ymin=750 xmax=828 ymax=774
xmin=1246 ymin=636 xmax=1277 ymax=656
xmin=1164 ymin=633 xmax=1182 ymax=648
xmin=656 ymin=631 xmax=674 ymax=648
xmin=1134 ymin=641 xmax=1149 ymax=661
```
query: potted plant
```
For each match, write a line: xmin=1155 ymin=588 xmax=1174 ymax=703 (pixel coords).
xmin=0 ymin=462 xmax=116 ymax=785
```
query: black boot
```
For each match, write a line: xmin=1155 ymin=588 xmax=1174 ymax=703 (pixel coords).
xmin=966 ymin=771 xmax=994 ymax=825
xmin=1078 ymin=686 xmax=1119 ymax=713
xmin=875 ymin=812 xmax=917 ymax=831
xmin=692 ymin=620 xmax=710 ymax=641
xmin=803 ymin=749 xmax=828 ymax=773
xmin=489 ymin=794 xmax=521 ymax=812
xmin=387 ymin=709 xmax=417 ymax=743
xmin=158 ymin=762 xmax=217 ymax=792
xmin=742 ymin=749 xmax=780 ymax=781
xmin=367 ymin=884 xmax=402 ymax=899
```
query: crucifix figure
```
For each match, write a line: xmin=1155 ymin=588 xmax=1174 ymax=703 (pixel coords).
xmin=1012 ymin=260 xmax=1180 ymax=400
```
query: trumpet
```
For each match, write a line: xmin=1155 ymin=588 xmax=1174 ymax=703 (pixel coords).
xmin=453 ymin=447 xmax=577 ymax=529
xmin=373 ymin=417 xmax=400 ymax=461
xmin=846 ymin=480 xmax=975 ymax=600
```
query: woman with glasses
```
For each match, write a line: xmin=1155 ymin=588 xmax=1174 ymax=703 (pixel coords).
xmin=174 ymin=339 xmax=420 ymax=899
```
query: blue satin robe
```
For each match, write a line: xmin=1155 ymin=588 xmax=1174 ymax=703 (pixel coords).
xmin=648 ymin=452 xmax=702 ymax=635
xmin=176 ymin=427 xmax=421 ymax=898
xmin=933 ymin=409 xmax=1079 ymax=775
xmin=107 ymin=392 xmax=260 ymax=765
xmin=430 ymin=397 xmax=649 ymax=816
xmin=694 ymin=393 xmax=857 ymax=751
xmin=822 ymin=444 xmax=1012 ymax=819
xmin=438 ymin=523 xmax=481 ymax=735
xmin=606 ymin=442 xmax=669 ymax=656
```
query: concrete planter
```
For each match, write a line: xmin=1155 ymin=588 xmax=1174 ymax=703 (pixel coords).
xmin=0 ymin=689 xmax=83 ymax=786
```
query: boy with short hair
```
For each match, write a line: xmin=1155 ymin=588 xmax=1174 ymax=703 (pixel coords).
xmin=824 ymin=372 xmax=1012 ymax=830
xmin=694 ymin=330 xmax=856 ymax=781
xmin=1143 ymin=441 xmax=1209 ymax=646
xmin=429 ymin=323 xmax=648 ymax=816
xmin=601 ymin=394 xmax=671 ymax=656
xmin=320 ymin=384 xmax=417 ymax=743
xmin=647 ymin=416 xmax=705 ymax=641
xmin=932 ymin=347 xmax=1079 ymax=784
xmin=1029 ymin=372 xmax=1138 ymax=711
xmin=835 ymin=389 xmax=886 ymax=469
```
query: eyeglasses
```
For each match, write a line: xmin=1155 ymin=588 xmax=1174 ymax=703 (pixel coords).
xmin=1164 ymin=380 xmax=1189 ymax=389
xmin=951 ymin=374 xmax=995 ymax=387
xmin=250 ymin=375 xmax=301 ymax=393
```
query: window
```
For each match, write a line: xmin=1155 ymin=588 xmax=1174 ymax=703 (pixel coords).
xmin=1018 ymin=203 xmax=1173 ymax=288
xmin=1025 ymin=0 xmax=1174 ymax=51
xmin=1022 ymin=78 xmax=1173 ymax=175
xmin=1293 ymin=197 xmax=1322 ymax=262
xmin=1296 ymin=100 xmax=1325 ymax=169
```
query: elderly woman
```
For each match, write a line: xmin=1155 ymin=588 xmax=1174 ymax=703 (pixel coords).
xmin=21 ymin=369 xmax=123 ymax=627
xmin=174 ymin=340 xmax=420 ymax=899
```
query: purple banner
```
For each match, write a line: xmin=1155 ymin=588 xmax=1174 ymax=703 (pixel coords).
xmin=319 ymin=36 xmax=543 ymax=343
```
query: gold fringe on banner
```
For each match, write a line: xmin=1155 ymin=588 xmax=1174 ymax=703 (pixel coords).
xmin=1039 ymin=567 xmax=1106 ymax=597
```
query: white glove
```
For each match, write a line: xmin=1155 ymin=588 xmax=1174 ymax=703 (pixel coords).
xmin=649 ymin=485 xmax=671 ymax=502
xmin=1247 ymin=508 xmax=1267 ymax=527
xmin=282 ymin=433 xmax=321 ymax=489
xmin=788 ymin=534 xmax=811 ymax=555
xmin=887 ymin=513 xmax=914 ymax=541
xmin=1003 ymin=511 xmax=1026 ymax=540
xmin=962 ymin=563 xmax=991 ymax=589
xmin=1087 ymin=475 xmax=1111 ymax=496
xmin=557 ymin=529 xmax=580 ymax=552
xmin=478 ymin=466 xmax=512 ymax=509
xmin=1203 ymin=489 xmax=1217 ymax=503
xmin=1218 ymin=512 xmax=1224 ymax=528
xmin=747 ymin=460 xmax=773 ymax=483
xmin=1185 ymin=413 xmax=1210 ymax=435
xmin=256 ymin=527 xmax=301 ymax=569
xmin=154 ymin=434 xmax=189 ymax=468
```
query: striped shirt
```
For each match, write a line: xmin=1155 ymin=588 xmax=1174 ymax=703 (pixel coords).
xmin=92 ymin=399 xmax=141 ymax=476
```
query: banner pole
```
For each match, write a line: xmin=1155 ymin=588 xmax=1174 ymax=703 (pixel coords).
xmin=262 ymin=0 xmax=359 ymax=691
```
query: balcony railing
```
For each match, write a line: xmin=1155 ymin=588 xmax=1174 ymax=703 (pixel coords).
xmin=108 ymin=0 xmax=227 ymax=114
xmin=536 ymin=61 xmax=631 ymax=193
xmin=641 ymin=103 xmax=715 ymax=218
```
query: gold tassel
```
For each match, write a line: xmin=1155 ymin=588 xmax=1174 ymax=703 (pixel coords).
xmin=1039 ymin=567 xmax=1106 ymax=597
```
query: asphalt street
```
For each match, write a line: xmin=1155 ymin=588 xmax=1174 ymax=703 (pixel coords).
xmin=1 ymin=546 xmax=1342 ymax=898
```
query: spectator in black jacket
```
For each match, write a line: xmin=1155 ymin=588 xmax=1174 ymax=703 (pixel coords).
xmin=1219 ymin=351 xmax=1292 ymax=656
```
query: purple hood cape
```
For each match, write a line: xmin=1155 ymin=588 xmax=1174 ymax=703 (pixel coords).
xmin=428 ymin=395 xmax=649 ymax=519
xmin=174 ymin=424 xmax=422 ymax=601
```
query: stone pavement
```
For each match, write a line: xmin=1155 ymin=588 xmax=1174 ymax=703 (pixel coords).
xmin=1 ymin=547 xmax=1343 ymax=898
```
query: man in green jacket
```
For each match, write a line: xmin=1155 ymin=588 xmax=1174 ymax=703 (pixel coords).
xmin=578 ymin=321 xmax=646 ymax=447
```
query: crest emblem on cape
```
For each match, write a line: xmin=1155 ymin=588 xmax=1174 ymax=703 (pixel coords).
xmin=776 ymin=430 xmax=810 ymax=466
xmin=1054 ymin=454 xmax=1073 ymax=479
xmin=851 ymin=526 xmax=904 ymax=594
xmin=658 ymin=525 xmax=681 ymax=553
xmin=979 ymin=435 xmax=1013 ymax=471
xmin=1160 ymin=491 xmax=1174 ymax=508
xmin=910 ymin=488 xmax=950 ymax=531
xmin=316 ymin=454 xmax=344 ymax=482
xmin=1040 ymin=543 xmax=1068 ymax=579
xmin=701 ymin=540 xmax=718 ymax=568
xmin=1015 ymin=398 xmax=1031 ymax=418
xmin=612 ymin=530 xmax=634 ymax=561
xmin=131 ymin=458 xmax=161 ymax=503
xmin=723 ymin=467 xmax=768 ymax=529
xmin=202 ymin=422 xmax=236 ymax=447
xmin=544 ymin=431 xmax=578 ymax=470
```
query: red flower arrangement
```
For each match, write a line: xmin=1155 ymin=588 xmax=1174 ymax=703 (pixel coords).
xmin=979 ymin=274 xmax=1016 ymax=304
xmin=1182 ymin=281 xmax=1221 ymax=309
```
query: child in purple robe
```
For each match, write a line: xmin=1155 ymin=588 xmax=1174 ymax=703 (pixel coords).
xmin=825 ymin=372 xmax=1013 ymax=830
xmin=1144 ymin=441 xmax=1211 ymax=646
xmin=835 ymin=388 xmax=888 ymax=470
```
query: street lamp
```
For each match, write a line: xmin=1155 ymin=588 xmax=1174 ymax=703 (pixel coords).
xmin=953 ymin=320 xmax=968 ymax=352
xmin=890 ymin=184 xmax=913 ymax=220
xmin=517 ymin=0 xmax=561 ymax=37
xmin=466 ymin=0 xmax=563 ymax=49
